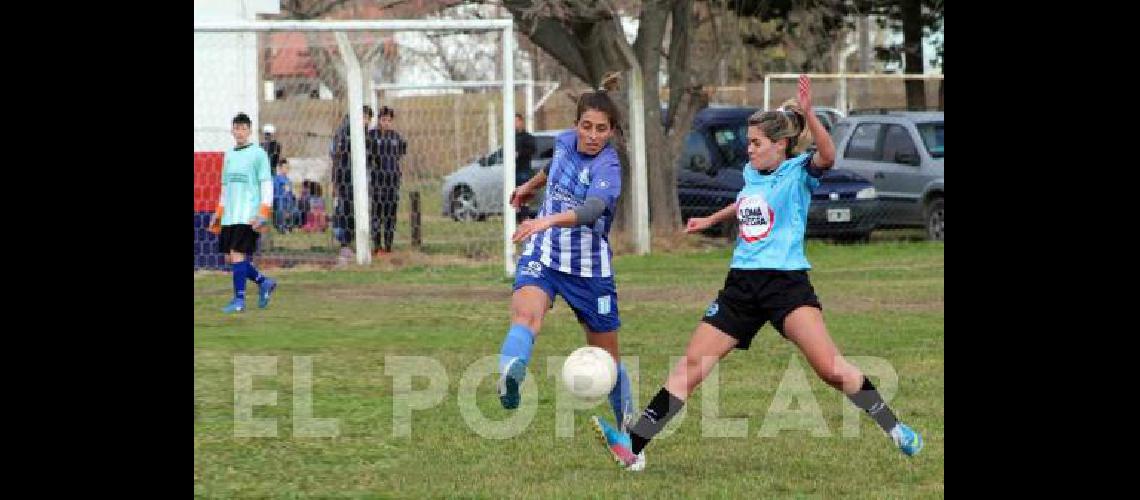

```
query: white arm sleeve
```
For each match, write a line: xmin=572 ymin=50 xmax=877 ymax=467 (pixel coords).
xmin=261 ymin=179 xmax=273 ymax=207
xmin=218 ymin=184 xmax=226 ymax=207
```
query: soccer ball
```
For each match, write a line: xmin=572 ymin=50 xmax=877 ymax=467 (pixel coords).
xmin=561 ymin=346 xmax=618 ymax=399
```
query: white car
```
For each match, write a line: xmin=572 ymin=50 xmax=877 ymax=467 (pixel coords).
xmin=441 ymin=130 xmax=559 ymax=221
xmin=814 ymin=106 xmax=845 ymax=130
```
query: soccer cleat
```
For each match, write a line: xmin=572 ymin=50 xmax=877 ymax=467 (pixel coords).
xmin=498 ymin=357 xmax=527 ymax=409
xmin=891 ymin=423 xmax=923 ymax=457
xmin=223 ymin=298 xmax=245 ymax=314
xmin=591 ymin=415 xmax=644 ymax=471
xmin=257 ymin=278 xmax=278 ymax=309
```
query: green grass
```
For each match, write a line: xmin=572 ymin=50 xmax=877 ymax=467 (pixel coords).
xmin=195 ymin=241 xmax=944 ymax=498
xmin=262 ymin=180 xmax=504 ymax=259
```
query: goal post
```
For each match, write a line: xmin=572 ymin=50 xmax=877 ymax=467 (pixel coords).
xmin=194 ymin=19 xmax=517 ymax=272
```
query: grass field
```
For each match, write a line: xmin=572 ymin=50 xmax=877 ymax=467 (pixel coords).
xmin=260 ymin=180 xmax=504 ymax=260
xmin=194 ymin=240 xmax=944 ymax=498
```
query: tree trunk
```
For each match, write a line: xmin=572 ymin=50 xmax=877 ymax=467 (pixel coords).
xmin=502 ymin=0 xmax=715 ymax=233
xmin=632 ymin=1 xmax=674 ymax=232
xmin=502 ymin=1 xmax=631 ymax=86
xmin=902 ymin=0 xmax=925 ymax=110
xmin=609 ymin=90 xmax=632 ymax=234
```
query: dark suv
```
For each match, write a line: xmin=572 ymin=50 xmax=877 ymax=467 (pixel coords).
xmin=677 ymin=107 xmax=881 ymax=241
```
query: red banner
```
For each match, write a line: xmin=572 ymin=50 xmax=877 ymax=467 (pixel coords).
xmin=194 ymin=152 xmax=224 ymax=212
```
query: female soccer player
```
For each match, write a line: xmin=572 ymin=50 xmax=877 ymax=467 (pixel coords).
xmin=593 ymin=75 xmax=923 ymax=471
xmin=496 ymin=74 xmax=635 ymax=434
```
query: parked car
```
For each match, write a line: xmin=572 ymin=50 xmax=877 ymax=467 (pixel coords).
xmin=831 ymin=111 xmax=944 ymax=240
xmin=814 ymin=106 xmax=845 ymax=133
xmin=441 ymin=130 xmax=559 ymax=221
xmin=677 ymin=107 xmax=880 ymax=241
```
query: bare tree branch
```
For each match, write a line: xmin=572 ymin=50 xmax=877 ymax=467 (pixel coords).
xmin=427 ymin=34 xmax=466 ymax=81
xmin=280 ymin=0 xmax=354 ymax=19
xmin=502 ymin=0 xmax=631 ymax=86
xmin=502 ymin=0 xmax=698 ymax=230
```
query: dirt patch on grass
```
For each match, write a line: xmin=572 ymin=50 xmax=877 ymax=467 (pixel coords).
xmin=297 ymin=283 xmax=508 ymax=302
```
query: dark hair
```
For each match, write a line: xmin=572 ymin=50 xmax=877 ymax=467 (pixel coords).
xmin=303 ymin=180 xmax=322 ymax=197
xmin=515 ymin=112 xmax=523 ymax=120
xmin=232 ymin=113 xmax=252 ymax=127
xmin=378 ymin=106 xmax=394 ymax=119
xmin=575 ymin=72 xmax=623 ymax=135
xmin=747 ymin=101 xmax=806 ymax=157
xmin=363 ymin=105 xmax=374 ymax=118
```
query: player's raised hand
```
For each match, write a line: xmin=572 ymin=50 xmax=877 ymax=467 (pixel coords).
xmin=798 ymin=74 xmax=812 ymax=112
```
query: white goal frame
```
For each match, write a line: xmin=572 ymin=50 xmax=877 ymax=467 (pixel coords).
xmin=194 ymin=19 xmax=518 ymax=271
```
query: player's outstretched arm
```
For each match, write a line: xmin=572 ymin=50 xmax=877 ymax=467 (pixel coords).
xmin=686 ymin=201 xmax=739 ymax=233
xmin=511 ymin=209 xmax=575 ymax=242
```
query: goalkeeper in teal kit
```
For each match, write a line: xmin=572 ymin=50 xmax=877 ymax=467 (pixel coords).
xmin=207 ymin=113 xmax=278 ymax=314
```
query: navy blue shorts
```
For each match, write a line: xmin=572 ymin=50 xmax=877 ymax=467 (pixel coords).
xmin=513 ymin=255 xmax=621 ymax=333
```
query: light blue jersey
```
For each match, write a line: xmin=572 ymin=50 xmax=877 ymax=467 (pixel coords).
xmin=730 ymin=152 xmax=822 ymax=270
xmin=521 ymin=129 xmax=622 ymax=277
xmin=221 ymin=143 xmax=272 ymax=226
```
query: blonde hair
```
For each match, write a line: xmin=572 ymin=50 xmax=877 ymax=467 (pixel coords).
xmin=748 ymin=98 xmax=809 ymax=157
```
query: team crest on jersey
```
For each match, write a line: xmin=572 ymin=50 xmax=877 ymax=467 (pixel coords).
xmin=738 ymin=195 xmax=775 ymax=243
xmin=578 ymin=168 xmax=591 ymax=185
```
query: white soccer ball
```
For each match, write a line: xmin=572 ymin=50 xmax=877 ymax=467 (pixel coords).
xmin=561 ymin=346 xmax=618 ymax=399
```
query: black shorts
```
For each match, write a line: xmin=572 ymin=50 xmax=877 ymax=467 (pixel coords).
xmin=700 ymin=269 xmax=822 ymax=349
xmin=219 ymin=224 xmax=259 ymax=255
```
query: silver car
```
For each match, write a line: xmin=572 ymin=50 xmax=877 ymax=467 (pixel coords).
xmin=441 ymin=130 xmax=559 ymax=221
xmin=832 ymin=112 xmax=944 ymax=240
